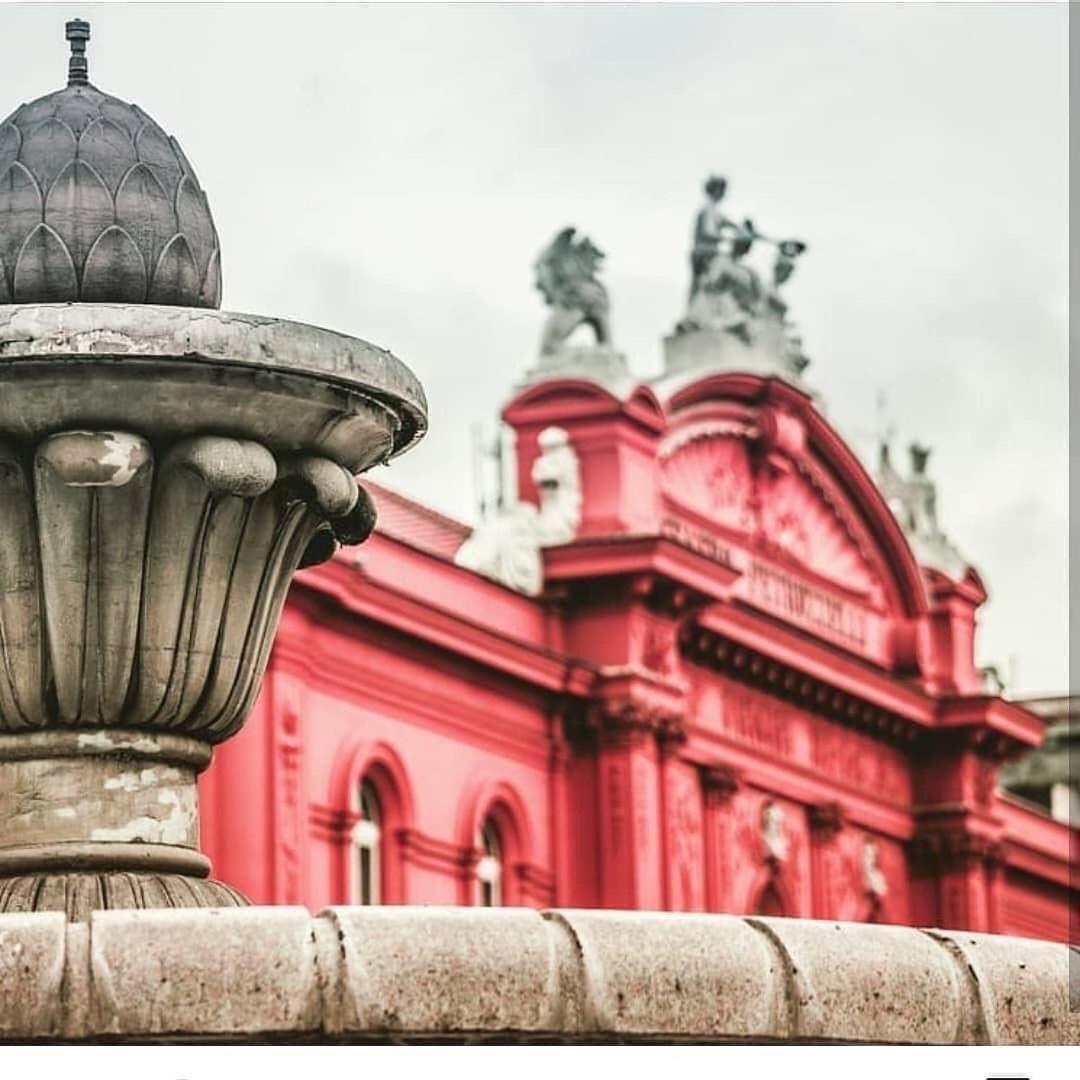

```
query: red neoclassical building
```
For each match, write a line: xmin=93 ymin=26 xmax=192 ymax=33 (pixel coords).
xmin=200 ymin=202 xmax=1076 ymax=943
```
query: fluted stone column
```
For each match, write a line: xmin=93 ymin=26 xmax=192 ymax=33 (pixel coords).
xmin=0 ymin=303 xmax=426 ymax=920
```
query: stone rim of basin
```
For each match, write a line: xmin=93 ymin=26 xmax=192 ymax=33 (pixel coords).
xmin=0 ymin=302 xmax=428 ymax=468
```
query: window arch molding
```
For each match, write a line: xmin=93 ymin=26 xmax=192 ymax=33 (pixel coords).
xmin=330 ymin=738 xmax=415 ymax=905
xmin=456 ymin=779 xmax=533 ymax=906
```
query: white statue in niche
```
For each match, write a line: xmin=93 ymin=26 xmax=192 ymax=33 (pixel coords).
xmin=455 ymin=426 xmax=581 ymax=596
xmin=862 ymin=838 xmax=888 ymax=900
xmin=761 ymin=800 xmax=789 ymax=863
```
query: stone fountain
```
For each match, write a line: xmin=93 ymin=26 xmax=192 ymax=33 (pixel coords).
xmin=0 ymin=21 xmax=426 ymax=920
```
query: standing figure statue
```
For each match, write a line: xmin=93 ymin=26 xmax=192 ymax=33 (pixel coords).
xmin=535 ymin=227 xmax=612 ymax=355
xmin=689 ymin=174 xmax=740 ymax=300
xmin=681 ymin=175 xmax=766 ymax=339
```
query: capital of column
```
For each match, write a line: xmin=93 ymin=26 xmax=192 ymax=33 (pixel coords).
xmin=808 ymin=800 xmax=846 ymax=840
xmin=700 ymin=762 xmax=741 ymax=805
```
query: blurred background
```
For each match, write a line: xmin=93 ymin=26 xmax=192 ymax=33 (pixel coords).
xmin=0 ymin=1 xmax=1066 ymax=694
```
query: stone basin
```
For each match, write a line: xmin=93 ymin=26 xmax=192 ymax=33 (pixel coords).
xmin=0 ymin=302 xmax=428 ymax=920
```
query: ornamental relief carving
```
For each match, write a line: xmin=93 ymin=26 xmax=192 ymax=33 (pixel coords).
xmin=723 ymin=789 xmax=805 ymax=913
xmin=275 ymin=706 xmax=304 ymax=904
xmin=635 ymin=613 xmax=681 ymax=681
xmin=658 ymin=429 xmax=882 ymax=602
xmin=667 ymin=764 xmax=705 ymax=911
xmin=659 ymin=431 xmax=755 ymax=534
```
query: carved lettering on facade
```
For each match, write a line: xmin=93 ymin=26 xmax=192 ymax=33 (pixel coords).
xmin=810 ymin=723 xmax=910 ymax=805
xmin=718 ymin=682 xmax=794 ymax=759
xmin=602 ymin=755 xmax=629 ymax=858
xmin=702 ymin=679 xmax=911 ymax=804
xmin=633 ymin=753 xmax=652 ymax=862
xmin=660 ymin=516 xmax=736 ymax=569
xmin=745 ymin=559 xmax=870 ymax=651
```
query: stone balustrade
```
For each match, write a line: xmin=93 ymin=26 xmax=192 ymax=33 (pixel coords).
xmin=0 ymin=906 xmax=1075 ymax=1044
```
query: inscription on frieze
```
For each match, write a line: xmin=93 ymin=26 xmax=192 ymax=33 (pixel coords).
xmin=695 ymin=679 xmax=911 ymax=804
xmin=716 ymin=682 xmax=795 ymax=758
xmin=810 ymin=723 xmax=910 ymax=804
xmin=747 ymin=559 xmax=868 ymax=647
xmin=660 ymin=516 xmax=737 ymax=569
xmin=739 ymin=559 xmax=891 ymax=663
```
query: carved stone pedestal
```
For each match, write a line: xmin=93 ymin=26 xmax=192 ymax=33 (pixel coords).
xmin=663 ymin=325 xmax=796 ymax=379
xmin=0 ymin=304 xmax=425 ymax=919
xmin=522 ymin=345 xmax=632 ymax=395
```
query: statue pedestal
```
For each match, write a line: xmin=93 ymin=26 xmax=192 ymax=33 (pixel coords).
xmin=522 ymin=346 xmax=632 ymax=396
xmin=662 ymin=324 xmax=801 ymax=381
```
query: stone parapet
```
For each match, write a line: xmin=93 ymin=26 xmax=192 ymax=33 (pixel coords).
xmin=0 ymin=906 xmax=1075 ymax=1044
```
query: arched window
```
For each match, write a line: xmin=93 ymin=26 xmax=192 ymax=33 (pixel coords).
xmin=352 ymin=779 xmax=381 ymax=905
xmin=475 ymin=818 xmax=503 ymax=907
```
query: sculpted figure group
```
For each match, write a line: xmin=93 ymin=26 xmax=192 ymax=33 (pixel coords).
xmin=533 ymin=174 xmax=809 ymax=373
xmin=679 ymin=174 xmax=809 ymax=368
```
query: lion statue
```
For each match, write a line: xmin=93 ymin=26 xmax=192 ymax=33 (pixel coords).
xmin=534 ymin=226 xmax=612 ymax=355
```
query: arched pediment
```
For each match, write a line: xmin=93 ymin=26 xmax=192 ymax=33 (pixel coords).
xmin=659 ymin=423 xmax=882 ymax=604
xmin=657 ymin=373 xmax=927 ymax=623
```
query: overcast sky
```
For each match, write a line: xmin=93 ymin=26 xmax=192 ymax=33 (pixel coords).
xmin=1 ymin=2 xmax=1066 ymax=695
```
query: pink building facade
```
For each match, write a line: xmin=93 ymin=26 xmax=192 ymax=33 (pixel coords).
xmin=200 ymin=366 xmax=1076 ymax=942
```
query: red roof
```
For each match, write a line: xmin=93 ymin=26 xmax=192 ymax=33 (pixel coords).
xmin=362 ymin=479 xmax=471 ymax=560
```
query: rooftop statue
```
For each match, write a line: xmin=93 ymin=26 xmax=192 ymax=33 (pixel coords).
xmin=878 ymin=441 xmax=967 ymax=579
xmin=455 ymin=426 xmax=581 ymax=595
xmin=672 ymin=174 xmax=809 ymax=376
xmin=535 ymin=226 xmax=611 ymax=355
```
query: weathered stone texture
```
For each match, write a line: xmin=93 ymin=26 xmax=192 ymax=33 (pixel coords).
xmin=0 ymin=907 xmax=1074 ymax=1044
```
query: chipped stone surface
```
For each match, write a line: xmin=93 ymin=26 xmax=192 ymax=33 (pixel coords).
xmin=748 ymin=916 xmax=969 ymax=1044
xmin=550 ymin=909 xmax=779 ymax=1038
xmin=325 ymin=906 xmax=580 ymax=1035
xmin=1 ymin=755 xmax=199 ymax=850
xmin=0 ymin=906 xmax=1074 ymax=1044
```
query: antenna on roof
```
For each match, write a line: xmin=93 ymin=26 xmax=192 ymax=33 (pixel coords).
xmin=470 ymin=423 xmax=488 ymax=523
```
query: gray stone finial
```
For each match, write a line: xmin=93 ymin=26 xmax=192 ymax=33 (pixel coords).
xmin=0 ymin=64 xmax=222 ymax=307
xmin=66 ymin=18 xmax=90 ymax=86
